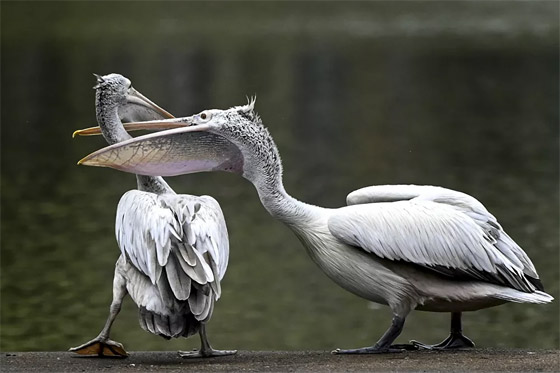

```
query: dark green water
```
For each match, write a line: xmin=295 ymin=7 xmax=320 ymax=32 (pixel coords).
xmin=2 ymin=1 xmax=558 ymax=352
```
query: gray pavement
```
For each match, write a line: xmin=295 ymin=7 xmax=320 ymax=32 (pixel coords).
xmin=1 ymin=349 xmax=559 ymax=372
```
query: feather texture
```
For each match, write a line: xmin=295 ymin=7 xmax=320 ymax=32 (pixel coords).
xmin=331 ymin=185 xmax=540 ymax=293
xmin=115 ymin=190 xmax=228 ymax=338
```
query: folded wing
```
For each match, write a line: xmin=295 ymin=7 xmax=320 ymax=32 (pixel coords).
xmin=115 ymin=190 xmax=229 ymax=323
xmin=330 ymin=184 xmax=541 ymax=292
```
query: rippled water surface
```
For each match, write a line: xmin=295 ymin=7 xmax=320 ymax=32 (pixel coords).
xmin=2 ymin=1 xmax=558 ymax=351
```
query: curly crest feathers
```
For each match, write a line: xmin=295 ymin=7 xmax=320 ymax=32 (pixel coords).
xmin=235 ymin=96 xmax=259 ymax=122
xmin=93 ymin=73 xmax=106 ymax=89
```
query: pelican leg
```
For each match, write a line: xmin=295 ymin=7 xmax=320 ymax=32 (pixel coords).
xmin=69 ymin=271 xmax=128 ymax=358
xmin=332 ymin=315 xmax=408 ymax=354
xmin=179 ymin=323 xmax=237 ymax=358
xmin=411 ymin=312 xmax=475 ymax=350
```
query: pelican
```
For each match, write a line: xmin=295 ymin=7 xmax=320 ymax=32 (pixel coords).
xmin=77 ymin=100 xmax=553 ymax=353
xmin=70 ymin=74 xmax=236 ymax=358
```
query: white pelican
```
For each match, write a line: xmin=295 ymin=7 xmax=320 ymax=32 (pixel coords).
xmin=77 ymin=100 xmax=553 ymax=354
xmin=70 ymin=74 xmax=236 ymax=358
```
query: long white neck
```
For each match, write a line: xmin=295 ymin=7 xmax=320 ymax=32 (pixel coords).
xmin=96 ymin=98 xmax=174 ymax=195
xmin=96 ymin=101 xmax=132 ymax=145
xmin=247 ymin=146 xmax=336 ymax=272
xmin=246 ymin=145 xmax=326 ymax=228
xmin=259 ymin=177 xmax=320 ymax=225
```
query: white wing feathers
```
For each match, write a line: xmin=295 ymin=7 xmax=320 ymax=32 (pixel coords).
xmin=330 ymin=185 xmax=541 ymax=293
xmin=186 ymin=196 xmax=230 ymax=281
xmin=115 ymin=191 xmax=228 ymax=308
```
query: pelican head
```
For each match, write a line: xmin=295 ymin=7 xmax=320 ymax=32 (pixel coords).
xmin=94 ymin=73 xmax=173 ymax=120
xmin=181 ymin=99 xmax=282 ymax=185
xmin=78 ymin=99 xmax=282 ymax=188
xmin=93 ymin=73 xmax=133 ymax=107
xmin=72 ymin=73 xmax=175 ymax=138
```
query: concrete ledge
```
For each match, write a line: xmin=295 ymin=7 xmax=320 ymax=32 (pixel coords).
xmin=1 ymin=350 xmax=559 ymax=372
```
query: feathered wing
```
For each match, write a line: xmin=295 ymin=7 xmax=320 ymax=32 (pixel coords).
xmin=329 ymin=185 xmax=543 ymax=293
xmin=115 ymin=190 xmax=229 ymax=330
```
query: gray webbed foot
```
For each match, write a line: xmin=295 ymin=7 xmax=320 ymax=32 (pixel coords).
xmin=332 ymin=315 xmax=408 ymax=354
xmin=389 ymin=343 xmax=420 ymax=351
xmin=179 ymin=348 xmax=237 ymax=358
xmin=69 ymin=337 xmax=128 ymax=357
xmin=185 ymin=323 xmax=237 ymax=358
xmin=411 ymin=333 xmax=475 ymax=350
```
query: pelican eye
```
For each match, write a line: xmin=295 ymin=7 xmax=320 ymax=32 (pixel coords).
xmin=199 ymin=112 xmax=212 ymax=122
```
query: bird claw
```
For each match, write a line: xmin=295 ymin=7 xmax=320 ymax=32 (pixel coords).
xmin=69 ymin=338 xmax=128 ymax=358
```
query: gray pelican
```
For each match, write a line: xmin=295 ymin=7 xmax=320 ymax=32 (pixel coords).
xmin=77 ymin=101 xmax=553 ymax=354
xmin=70 ymin=74 xmax=236 ymax=358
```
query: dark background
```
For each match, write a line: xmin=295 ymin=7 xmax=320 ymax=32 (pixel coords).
xmin=2 ymin=1 xmax=558 ymax=352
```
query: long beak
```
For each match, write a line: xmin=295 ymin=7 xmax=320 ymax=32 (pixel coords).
xmin=77 ymin=118 xmax=244 ymax=177
xmin=72 ymin=88 xmax=175 ymax=138
xmin=72 ymin=121 xmax=187 ymax=138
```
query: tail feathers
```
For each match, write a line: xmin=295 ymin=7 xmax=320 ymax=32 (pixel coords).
xmin=495 ymin=290 xmax=554 ymax=304
xmin=186 ymin=284 xmax=216 ymax=322
xmin=138 ymin=307 xmax=200 ymax=339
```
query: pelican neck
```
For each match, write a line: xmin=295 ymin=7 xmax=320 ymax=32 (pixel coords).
xmin=95 ymin=98 xmax=132 ymax=145
xmin=253 ymin=167 xmax=326 ymax=227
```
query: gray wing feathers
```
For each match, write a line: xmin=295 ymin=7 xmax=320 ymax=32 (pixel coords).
xmin=138 ymin=307 xmax=196 ymax=338
xmin=422 ymin=188 xmax=539 ymax=280
xmin=116 ymin=191 xmax=178 ymax=284
xmin=190 ymin=196 xmax=230 ymax=281
xmin=175 ymin=246 xmax=211 ymax=285
xmin=495 ymin=231 xmax=538 ymax=279
xmin=330 ymin=200 xmax=537 ymax=292
xmin=206 ymin=252 xmax=222 ymax=299
xmin=188 ymin=286 xmax=211 ymax=319
xmin=349 ymin=185 xmax=494 ymax=215
xmin=177 ymin=242 xmax=197 ymax=266
xmin=165 ymin=253 xmax=192 ymax=300
xmin=344 ymin=185 xmax=540 ymax=286
xmin=116 ymin=190 xmax=229 ymax=319
xmin=347 ymin=184 xmax=433 ymax=205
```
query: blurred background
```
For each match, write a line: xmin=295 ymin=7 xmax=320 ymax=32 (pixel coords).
xmin=1 ymin=1 xmax=558 ymax=352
